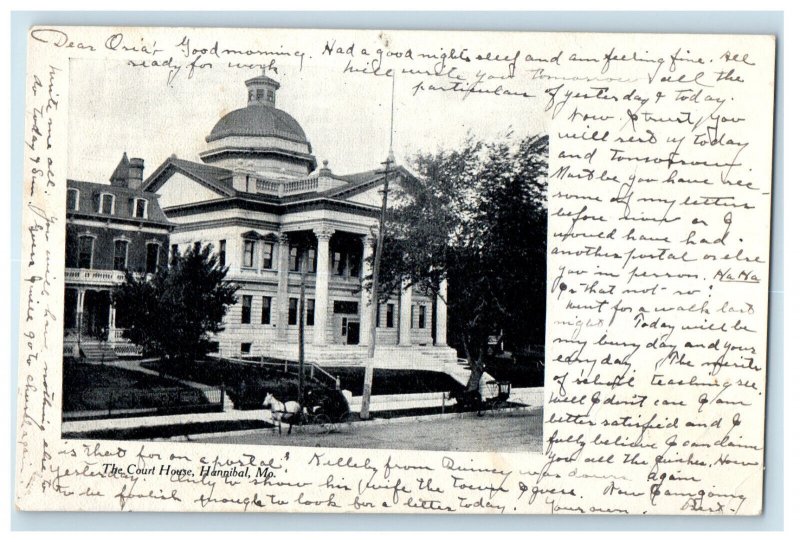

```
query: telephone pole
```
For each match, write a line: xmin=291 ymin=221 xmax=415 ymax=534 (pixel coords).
xmin=298 ymin=249 xmax=307 ymax=409
xmin=360 ymin=74 xmax=396 ymax=420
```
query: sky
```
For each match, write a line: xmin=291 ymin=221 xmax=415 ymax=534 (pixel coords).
xmin=67 ymin=55 xmax=547 ymax=183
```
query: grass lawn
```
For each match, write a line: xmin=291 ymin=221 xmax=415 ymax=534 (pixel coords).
xmin=484 ymin=354 xmax=545 ymax=388
xmin=325 ymin=367 xmax=461 ymax=396
xmin=143 ymin=359 xmax=462 ymax=396
xmin=142 ymin=358 xmax=229 ymax=386
xmin=62 ymin=362 xmax=211 ymax=413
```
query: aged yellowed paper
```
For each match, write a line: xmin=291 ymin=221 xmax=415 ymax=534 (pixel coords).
xmin=16 ymin=26 xmax=774 ymax=514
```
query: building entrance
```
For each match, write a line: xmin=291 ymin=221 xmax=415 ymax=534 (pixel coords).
xmin=346 ymin=321 xmax=360 ymax=345
xmin=82 ymin=290 xmax=111 ymax=340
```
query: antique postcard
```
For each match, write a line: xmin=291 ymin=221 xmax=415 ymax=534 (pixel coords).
xmin=16 ymin=26 xmax=775 ymax=514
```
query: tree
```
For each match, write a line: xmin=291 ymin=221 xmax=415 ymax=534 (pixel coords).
xmin=373 ymin=134 xmax=548 ymax=391
xmin=113 ymin=243 xmax=239 ymax=363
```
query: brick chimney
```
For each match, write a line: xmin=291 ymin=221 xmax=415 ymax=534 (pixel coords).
xmin=109 ymin=153 xmax=145 ymax=189
xmin=128 ymin=158 xmax=145 ymax=189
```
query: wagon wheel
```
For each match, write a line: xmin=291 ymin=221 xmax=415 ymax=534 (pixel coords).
xmin=312 ymin=412 xmax=334 ymax=434
xmin=484 ymin=394 xmax=500 ymax=415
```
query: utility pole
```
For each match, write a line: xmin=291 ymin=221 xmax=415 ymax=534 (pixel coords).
xmin=298 ymin=249 xmax=307 ymax=409
xmin=361 ymin=74 xmax=396 ymax=420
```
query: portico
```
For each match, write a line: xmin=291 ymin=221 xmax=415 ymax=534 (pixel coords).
xmin=241 ymin=223 xmax=440 ymax=353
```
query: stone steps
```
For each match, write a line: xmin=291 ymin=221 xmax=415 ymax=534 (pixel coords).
xmin=441 ymin=360 xmax=495 ymax=389
xmin=77 ymin=342 xmax=119 ymax=363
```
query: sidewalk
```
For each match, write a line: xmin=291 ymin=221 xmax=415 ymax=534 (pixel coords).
xmin=62 ymin=386 xmax=544 ymax=439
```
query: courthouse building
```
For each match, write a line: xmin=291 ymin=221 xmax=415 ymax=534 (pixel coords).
xmin=139 ymin=75 xmax=455 ymax=368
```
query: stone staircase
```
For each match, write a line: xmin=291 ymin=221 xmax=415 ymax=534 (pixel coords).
xmin=441 ymin=357 xmax=496 ymax=389
xmin=76 ymin=341 xmax=119 ymax=363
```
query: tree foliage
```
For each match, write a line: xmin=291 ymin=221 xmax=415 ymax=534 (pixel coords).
xmin=113 ymin=243 xmax=239 ymax=363
xmin=373 ymin=134 xmax=549 ymax=389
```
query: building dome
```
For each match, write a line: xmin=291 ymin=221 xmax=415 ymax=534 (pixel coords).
xmin=200 ymin=75 xmax=317 ymax=178
xmin=206 ymin=106 xmax=309 ymax=144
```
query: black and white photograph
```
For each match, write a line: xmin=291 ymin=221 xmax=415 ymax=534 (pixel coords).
xmin=60 ymin=57 xmax=549 ymax=453
xmin=17 ymin=23 xmax=776 ymax=516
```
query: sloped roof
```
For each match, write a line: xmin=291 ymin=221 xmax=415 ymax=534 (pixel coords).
xmin=322 ymin=165 xmax=414 ymax=202
xmin=108 ymin=152 xmax=130 ymax=185
xmin=143 ymin=156 xmax=412 ymax=210
xmin=169 ymin=157 xmax=234 ymax=185
xmin=66 ymin=179 xmax=172 ymax=226
xmin=142 ymin=156 xmax=236 ymax=197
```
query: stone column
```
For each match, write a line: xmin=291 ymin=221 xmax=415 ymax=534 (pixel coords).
xmin=435 ymin=278 xmax=448 ymax=346
xmin=108 ymin=302 xmax=116 ymax=343
xmin=275 ymin=234 xmax=290 ymax=341
xmin=359 ymin=235 xmax=374 ymax=346
xmin=313 ymin=227 xmax=334 ymax=346
xmin=399 ymin=279 xmax=413 ymax=346
xmin=76 ymin=289 xmax=85 ymax=337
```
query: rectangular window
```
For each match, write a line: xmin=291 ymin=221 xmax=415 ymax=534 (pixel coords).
xmin=113 ymin=240 xmax=128 ymax=271
xmin=288 ymin=298 xmax=298 ymax=325
xmin=240 ymin=342 xmax=251 ymax=355
xmin=241 ymin=295 xmax=252 ymax=324
xmin=341 ymin=318 xmax=348 ymax=336
xmin=100 ymin=193 xmax=114 ymax=214
xmin=145 ymin=243 xmax=159 ymax=274
xmin=134 ymin=198 xmax=147 ymax=218
xmin=66 ymin=189 xmax=79 ymax=211
xmin=306 ymin=299 xmax=315 ymax=326
xmin=386 ymin=304 xmax=395 ymax=328
xmin=349 ymin=252 xmax=361 ymax=277
xmin=262 ymin=242 xmax=274 ymax=269
xmin=307 ymin=248 xmax=317 ymax=273
xmin=77 ymin=236 xmax=93 ymax=269
xmin=242 ymin=240 xmax=255 ymax=267
xmin=333 ymin=251 xmax=345 ymax=276
xmin=290 ymin=247 xmax=315 ymax=273
xmin=261 ymin=296 xmax=272 ymax=325
xmin=218 ymin=240 xmax=226 ymax=267
xmin=410 ymin=306 xmax=415 ymax=329
xmin=171 ymin=244 xmax=179 ymax=261
xmin=333 ymin=300 xmax=359 ymax=314
xmin=418 ymin=305 xmax=427 ymax=329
